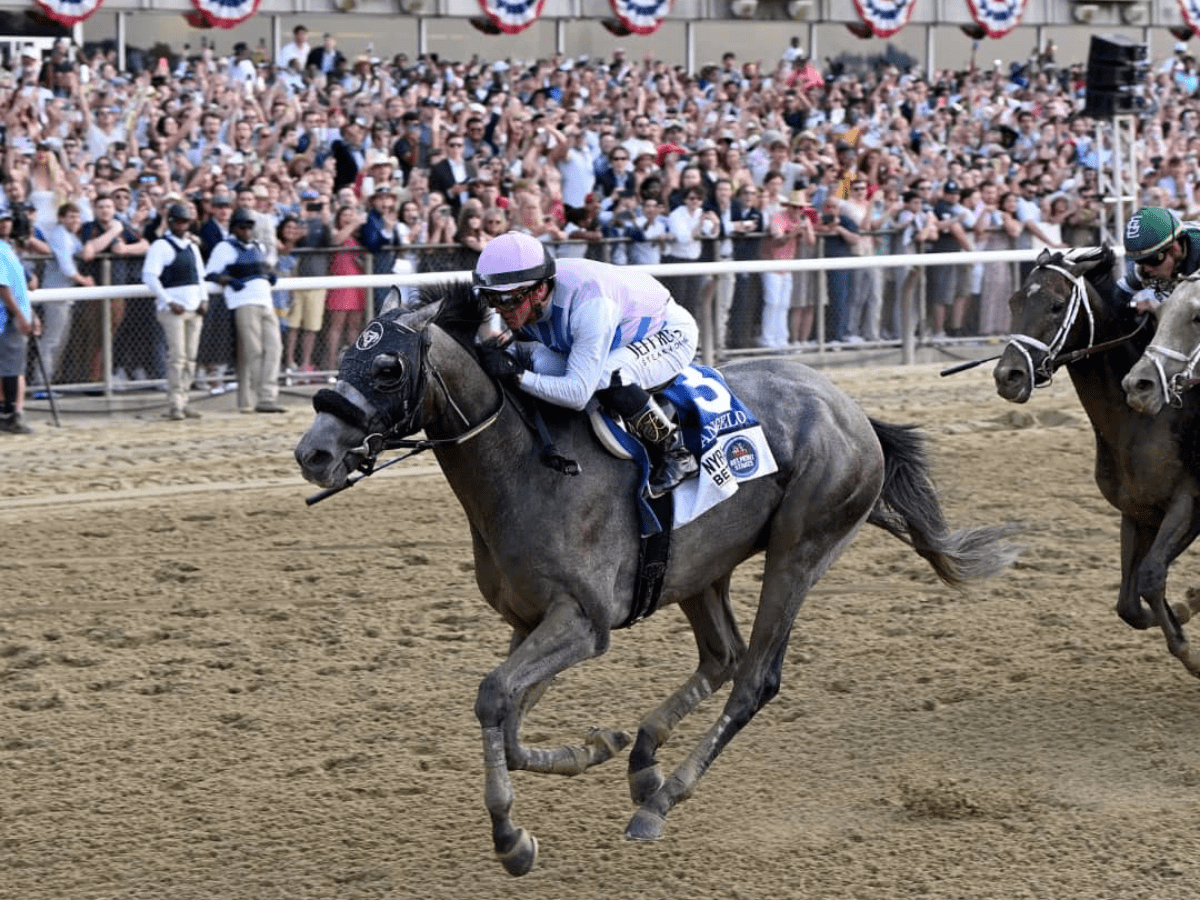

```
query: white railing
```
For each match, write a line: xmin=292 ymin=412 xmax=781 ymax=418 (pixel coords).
xmin=30 ymin=246 xmax=1072 ymax=396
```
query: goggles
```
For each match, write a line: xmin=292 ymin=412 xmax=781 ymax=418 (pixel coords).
xmin=477 ymin=283 xmax=536 ymax=311
xmin=1137 ymin=247 xmax=1171 ymax=267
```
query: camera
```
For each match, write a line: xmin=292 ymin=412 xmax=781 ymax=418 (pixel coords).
xmin=821 ymin=212 xmax=834 ymax=225
xmin=305 ymin=202 xmax=322 ymax=212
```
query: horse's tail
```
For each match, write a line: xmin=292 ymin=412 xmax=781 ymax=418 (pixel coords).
xmin=866 ymin=418 xmax=1020 ymax=587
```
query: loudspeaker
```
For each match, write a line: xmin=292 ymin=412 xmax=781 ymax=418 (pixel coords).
xmin=1084 ymin=34 xmax=1147 ymax=119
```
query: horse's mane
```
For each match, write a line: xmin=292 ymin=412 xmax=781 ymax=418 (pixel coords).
xmin=427 ymin=279 xmax=488 ymax=344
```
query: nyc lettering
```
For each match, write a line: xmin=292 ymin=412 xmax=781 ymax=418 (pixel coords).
xmin=701 ymin=447 xmax=733 ymax=487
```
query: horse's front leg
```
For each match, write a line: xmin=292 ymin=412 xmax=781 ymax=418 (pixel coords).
xmin=1136 ymin=496 xmax=1200 ymax=676
xmin=628 ymin=579 xmax=744 ymax=806
xmin=1116 ymin=516 xmax=1157 ymax=629
xmin=477 ymin=601 xmax=612 ymax=876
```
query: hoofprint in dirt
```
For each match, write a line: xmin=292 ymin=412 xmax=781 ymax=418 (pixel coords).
xmin=3 ymin=364 xmax=1200 ymax=900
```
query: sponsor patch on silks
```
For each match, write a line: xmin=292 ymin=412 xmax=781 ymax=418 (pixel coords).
xmin=595 ymin=365 xmax=778 ymax=536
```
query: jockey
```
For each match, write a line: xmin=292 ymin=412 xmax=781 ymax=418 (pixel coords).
xmin=1117 ymin=206 xmax=1200 ymax=314
xmin=473 ymin=231 xmax=700 ymax=498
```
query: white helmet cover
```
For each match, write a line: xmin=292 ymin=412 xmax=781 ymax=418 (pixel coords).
xmin=473 ymin=231 xmax=555 ymax=293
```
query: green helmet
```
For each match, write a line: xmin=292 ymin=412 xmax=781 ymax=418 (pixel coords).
xmin=1125 ymin=207 xmax=1180 ymax=262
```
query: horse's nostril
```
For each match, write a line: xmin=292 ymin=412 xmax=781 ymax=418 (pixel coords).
xmin=296 ymin=447 xmax=332 ymax=471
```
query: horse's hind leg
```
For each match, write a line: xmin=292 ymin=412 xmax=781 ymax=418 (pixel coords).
xmin=628 ymin=576 xmax=745 ymax=806
xmin=627 ymin=509 xmax=870 ymax=842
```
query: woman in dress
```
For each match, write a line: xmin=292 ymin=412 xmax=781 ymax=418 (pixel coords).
xmin=324 ymin=205 xmax=368 ymax=371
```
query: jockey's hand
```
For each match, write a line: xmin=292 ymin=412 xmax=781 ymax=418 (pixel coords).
xmin=1131 ymin=288 xmax=1162 ymax=315
xmin=479 ymin=345 xmax=525 ymax=381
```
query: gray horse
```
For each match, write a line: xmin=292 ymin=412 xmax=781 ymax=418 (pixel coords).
xmin=994 ymin=248 xmax=1200 ymax=677
xmin=294 ymin=282 xmax=1018 ymax=876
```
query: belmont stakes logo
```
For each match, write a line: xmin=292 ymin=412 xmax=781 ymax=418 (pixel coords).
xmin=477 ymin=0 xmax=548 ymax=33
xmin=609 ymin=0 xmax=674 ymax=34
xmin=965 ymin=0 xmax=1029 ymax=38
xmin=851 ymin=0 xmax=918 ymax=38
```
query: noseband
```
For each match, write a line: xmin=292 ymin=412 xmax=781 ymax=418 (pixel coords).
xmin=1002 ymin=263 xmax=1094 ymax=390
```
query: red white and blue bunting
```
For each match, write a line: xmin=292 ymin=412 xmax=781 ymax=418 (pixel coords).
xmin=608 ymin=0 xmax=674 ymax=35
xmin=965 ymin=0 xmax=1029 ymax=38
xmin=188 ymin=0 xmax=262 ymax=29
xmin=1179 ymin=0 xmax=1200 ymax=38
xmin=34 ymin=0 xmax=105 ymax=26
xmin=476 ymin=0 xmax=548 ymax=34
xmin=850 ymin=0 xmax=918 ymax=38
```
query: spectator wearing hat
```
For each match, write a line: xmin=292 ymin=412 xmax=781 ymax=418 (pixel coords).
xmin=361 ymin=182 xmax=404 ymax=314
xmin=926 ymin=180 xmax=974 ymax=340
xmin=758 ymin=188 xmax=811 ymax=349
xmin=143 ymin=202 xmax=206 ymax=419
xmin=205 ymin=207 xmax=284 ymax=413
xmin=751 ymin=135 xmax=805 ymax=193
xmin=0 ymin=206 xmax=40 ymax=434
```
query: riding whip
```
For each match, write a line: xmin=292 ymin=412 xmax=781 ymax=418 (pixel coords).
xmin=28 ymin=333 xmax=61 ymax=427
xmin=940 ymin=355 xmax=1001 ymax=377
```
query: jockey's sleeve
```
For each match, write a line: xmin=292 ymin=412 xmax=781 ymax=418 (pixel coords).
xmin=518 ymin=295 xmax=619 ymax=410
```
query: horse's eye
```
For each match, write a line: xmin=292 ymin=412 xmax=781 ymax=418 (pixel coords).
xmin=1049 ymin=300 xmax=1065 ymax=315
xmin=372 ymin=352 xmax=407 ymax=392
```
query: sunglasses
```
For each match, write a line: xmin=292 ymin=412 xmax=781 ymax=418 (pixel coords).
xmin=478 ymin=284 xmax=535 ymax=310
xmin=1138 ymin=248 xmax=1171 ymax=266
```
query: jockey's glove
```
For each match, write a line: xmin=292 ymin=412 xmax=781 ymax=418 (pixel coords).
xmin=480 ymin=345 xmax=525 ymax=381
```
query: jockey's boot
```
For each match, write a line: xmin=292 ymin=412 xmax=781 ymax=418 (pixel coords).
xmin=629 ymin=398 xmax=699 ymax=498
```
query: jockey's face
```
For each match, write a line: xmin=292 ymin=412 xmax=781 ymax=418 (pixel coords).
xmin=495 ymin=281 xmax=550 ymax=331
xmin=1140 ymin=240 xmax=1183 ymax=280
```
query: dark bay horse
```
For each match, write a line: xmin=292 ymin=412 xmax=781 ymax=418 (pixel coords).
xmin=295 ymin=282 xmax=1018 ymax=876
xmin=993 ymin=248 xmax=1200 ymax=677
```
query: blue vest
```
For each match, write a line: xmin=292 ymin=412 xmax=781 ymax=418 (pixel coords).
xmin=224 ymin=237 xmax=271 ymax=282
xmin=159 ymin=237 xmax=200 ymax=289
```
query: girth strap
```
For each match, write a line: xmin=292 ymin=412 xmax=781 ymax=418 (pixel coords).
xmin=618 ymin=491 xmax=673 ymax=629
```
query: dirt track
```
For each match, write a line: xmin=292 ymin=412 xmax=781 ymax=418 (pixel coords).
xmin=3 ymin=362 xmax=1200 ymax=900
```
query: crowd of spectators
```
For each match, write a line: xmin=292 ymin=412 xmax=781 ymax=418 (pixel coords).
xmin=2 ymin=28 xmax=1196 ymax=387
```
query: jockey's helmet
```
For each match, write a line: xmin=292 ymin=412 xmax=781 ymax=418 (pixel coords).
xmin=473 ymin=231 xmax=556 ymax=304
xmin=1125 ymin=207 xmax=1180 ymax=263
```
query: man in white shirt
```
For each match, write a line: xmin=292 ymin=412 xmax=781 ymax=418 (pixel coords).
xmin=277 ymin=25 xmax=310 ymax=72
xmin=143 ymin=203 xmax=207 ymax=420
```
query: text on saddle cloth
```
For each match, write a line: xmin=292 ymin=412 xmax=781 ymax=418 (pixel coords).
xmin=592 ymin=365 xmax=778 ymax=537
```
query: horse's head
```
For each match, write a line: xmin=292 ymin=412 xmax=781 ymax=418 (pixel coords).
xmin=994 ymin=247 xmax=1113 ymax=403
xmin=295 ymin=280 xmax=490 ymax=489
xmin=1122 ymin=277 xmax=1200 ymax=416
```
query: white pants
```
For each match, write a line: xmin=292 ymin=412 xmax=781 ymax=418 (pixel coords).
xmin=34 ymin=300 xmax=72 ymax=385
xmin=233 ymin=304 xmax=282 ymax=411
xmin=760 ymin=272 xmax=791 ymax=349
xmin=157 ymin=307 xmax=203 ymax=414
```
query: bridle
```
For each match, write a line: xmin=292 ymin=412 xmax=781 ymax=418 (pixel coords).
xmin=307 ymin=324 xmax=505 ymax=504
xmin=1002 ymin=262 xmax=1095 ymax=390
xmin=1130 ymin=276 xmax=1200 ymax=408
xmin=1003 ymin=260 xmax=1148 ymax=390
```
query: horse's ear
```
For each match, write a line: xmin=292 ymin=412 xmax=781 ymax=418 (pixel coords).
xmin=1037 ymin=248 xmax=1052 ymax=267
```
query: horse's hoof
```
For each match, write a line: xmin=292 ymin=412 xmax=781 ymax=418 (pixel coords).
xmin=497 ymin=828 xmax=538 ymax=877
xmin=628 ymin=766 xmax=664 ymax=806
xmin=624 ymin=808 xmax=667 ymax=842
xmin=587 ymin=728 xmax=633 ymax=759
